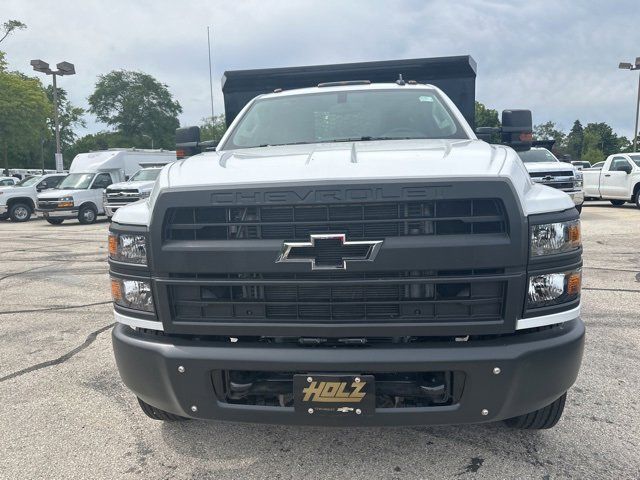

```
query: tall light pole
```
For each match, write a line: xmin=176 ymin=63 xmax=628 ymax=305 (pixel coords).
xmin=30 ymin=60 xmax=76 ymax=172
xmin=619 ymin=57 xmax=640 ymax=152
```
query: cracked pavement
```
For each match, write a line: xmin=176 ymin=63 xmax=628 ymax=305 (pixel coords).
xmin=0 ymin=203 xmax=639 ymax=479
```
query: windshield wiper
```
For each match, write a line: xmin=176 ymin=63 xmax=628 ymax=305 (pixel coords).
xmin=319 ymin=136 xmax=420 ymax=143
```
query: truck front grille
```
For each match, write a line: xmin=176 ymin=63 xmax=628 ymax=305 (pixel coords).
xmin=106 ymin=189 xmax=140 ymax=206
xmin=163 ymin=198 xmax=507 ymax=241
xmin=166 ymin=270 xmax=507 ymax=323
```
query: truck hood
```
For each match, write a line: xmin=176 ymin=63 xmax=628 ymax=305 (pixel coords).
xmin=0 ymin=185 xmax=33 ymax=199
xmin=165 ymin=139 xmax=507 ymax=189
xmin=115 ymin=139 xmax=575 ymax=226
xmin=523 ymin=162 xmax=575 ymax=173
xmin=107 ymin=180 xmax=155 ymax=191
xmin=38 ymin=189 xmax=84 ymax=199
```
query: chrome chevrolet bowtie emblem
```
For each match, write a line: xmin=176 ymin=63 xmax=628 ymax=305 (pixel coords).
xmin=276 ymin=234 xmax=383 ymax=270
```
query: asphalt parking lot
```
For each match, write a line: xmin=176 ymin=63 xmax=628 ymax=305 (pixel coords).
xmin=0 ymin=203 xmax=639 ymax=480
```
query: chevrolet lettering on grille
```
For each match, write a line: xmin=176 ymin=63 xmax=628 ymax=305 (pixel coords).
xmin=276 ymin=233 xmax=383 ymax=270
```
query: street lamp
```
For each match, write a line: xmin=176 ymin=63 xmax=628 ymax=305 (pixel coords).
xmin=619 ymin=57 xmax=640 ymax=152
xmin=30 ymin=59 xmax=76 ymax=172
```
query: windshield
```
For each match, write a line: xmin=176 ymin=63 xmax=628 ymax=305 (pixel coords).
xmin=223 ymin=89 xmax=467 ymax=149
xmin=58 ymin=173 xmax=95 ymax=190
xmin=16 ymin=176 xmax=41 ymax=187
xmin=518 ymin=149 xmax=558 ymax=163
xmin=628 ymin=154 xmax=640 ymax=167
xmin=129 ymin=168 xmax=161 ymax=181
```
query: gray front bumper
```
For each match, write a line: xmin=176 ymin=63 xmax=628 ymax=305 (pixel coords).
xmin=0 ymin=204 xmax=7 ymax=215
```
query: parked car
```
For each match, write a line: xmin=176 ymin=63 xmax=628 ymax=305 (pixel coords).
xmin=104 ymin=166 xmax=166 ymax=219
xmin=583 ymin=153 xmax=640 ymax=207
xmin=518 ymin=147 xmax=584 ymax=212
xmin=588 ymin=161 xmax=605 ymax=170
xmin=37 ymin=149 xmax=175 ymax=225
xmin=571 ymin=161 xmax=591 ymax=170
xmin=0 ymin=173 xmax=67 ymax=222
xmin=0 ymin=177 xmax=18 ymax=187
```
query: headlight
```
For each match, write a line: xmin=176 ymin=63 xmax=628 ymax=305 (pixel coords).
xmin=108 ymin=232 xmax=147 ymax=264
xmin=58 ymin=196 xmax=74 ymax=208
xmin=527 ymin=268 xmax=581 ymax=308
xmin=111 ymin=277 xmax=154 ymax=312
xmin=530 ymin=220 xmax=581 ymax=256
xmin=139 ymin=190 xmax=151 ymax=198
xmin=574 ymin=172 xmax=583 ymax=188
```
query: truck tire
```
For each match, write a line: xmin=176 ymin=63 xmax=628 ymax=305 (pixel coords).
xmin=46 ymin=218 xmax=64 ymax=225
xmin=635 ymin=193 xmax=640 ymax=209
xmin=610 ymin=200 xmax=625 ymax=206
xmin=137 ymin=397 xmax=189 ymax=421
xmin=9 ymin=203 xmax=31 ymax=222
xmin=504 ymin=392 xmax=566 ymax=429
xmin=78 ymin=205 xmax=97 ymax=224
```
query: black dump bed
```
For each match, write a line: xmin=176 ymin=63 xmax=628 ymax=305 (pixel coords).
xmin=221 ymin=56 xmax=477 ymax=127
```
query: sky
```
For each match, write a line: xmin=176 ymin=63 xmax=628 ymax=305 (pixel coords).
xmin=3 ymin=0 xmax=640 ymax=139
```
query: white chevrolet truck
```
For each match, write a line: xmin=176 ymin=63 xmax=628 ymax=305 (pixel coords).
xmin=583 ymin=153 xmax=640 ymax=207
xmin=0 ymin=173 xmax=67 ymax=222
xmin=109 ymin=57 xmax=584 ymax=429
xmin=518 ymin=145 xmax=584 ymax=213
xmin=104 ymin=167 xmax=164 ymax=219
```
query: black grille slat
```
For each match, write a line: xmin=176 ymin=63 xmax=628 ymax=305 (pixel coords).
xmin=167 ymin=270 xmax=507 ymax=324
xmin=164 ymin=199 xmax=507 ymax=241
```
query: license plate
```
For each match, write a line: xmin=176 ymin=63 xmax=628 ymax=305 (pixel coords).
xmin=294 ymin=374 xmax=375 ymax=416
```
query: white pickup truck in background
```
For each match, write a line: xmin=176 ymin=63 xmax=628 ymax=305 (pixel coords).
xmin=518 ymin=147 xmax=584 ymax=213
xmin=583 ymin=153 xmax=640 ymax=207
xmin=104 ymin=166 xmax=164 ymax=219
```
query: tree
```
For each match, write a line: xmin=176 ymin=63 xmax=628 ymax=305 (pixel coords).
xmin=474 ymin=101 xmax=500 ymax=142
xmin=534 ymin=121 xmax=566 ymax=156
xmin=474 ymin=101 xmax=500 ymax=129
xmin=65 ymin=131 xmax=131 ymax=162
xmin=564 ymin=120 xmax=584 ymax=160
xmin=0 ymin=19 xmax=26 ymax=44
xmin=88 ymin=70 xmax=182 ymax=149
xmin=199 ymin=114 xmax=227 ymax=143
xmin=0 ymin=69 xmax=50 ymax=173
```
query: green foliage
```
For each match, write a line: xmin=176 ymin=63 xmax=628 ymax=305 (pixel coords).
xmin=0 ymin=68 xmax=51 ymax=172
xmin=474 ymin=101 xmax=500 ymax=142
xmin=0 ymin=19 xmax=26 ymax=44
xmin=474 ymin=101 xmax=500 ymax=128
xmin=88 ymin=70 xmax=182 ymax=149
xmin=65 ymin=131 xmax=132 ymax=162
xmin=564 ymin=120 xmax=583 ymax=160
xmin=199 ymin=114 xmax=227 ymax=142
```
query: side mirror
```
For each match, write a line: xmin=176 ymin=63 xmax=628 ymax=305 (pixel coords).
xmin=176 ymin=126 xmax=201 ymax=145
xmin=501 ymin=110 xmax=532 ymax=152
xmin=621 ymin=164 xmax=632 ymax=174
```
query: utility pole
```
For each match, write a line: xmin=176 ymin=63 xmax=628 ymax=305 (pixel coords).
xmin=30 ymin=60 xmax=76 ymax=171
xmin=619 ymin=58 xmax=640 ymax=152
xmin=207 ymin=26 xmax=215 ymax=121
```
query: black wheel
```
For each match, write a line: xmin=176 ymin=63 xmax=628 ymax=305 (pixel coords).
xmin=137 ymin=397 xmax=189 ymax=421
xmin=610 ymin=200 xmax=625 ymax=206
xmin=504 ymin=392 xmax=566 ymax=430
xmin=46 ymin=218 xmax=64 ymax=225
xmin=635 ymin=193 xmax=640 ymax=209
xmin=78 ymin=205 xmax=97 ymax=224
xmin=9 ymin=203 xmax=31 ymax=222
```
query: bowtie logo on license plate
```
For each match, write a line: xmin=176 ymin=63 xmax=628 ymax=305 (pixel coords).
xmin=276 ymin=234 xmax=383 ymax=270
